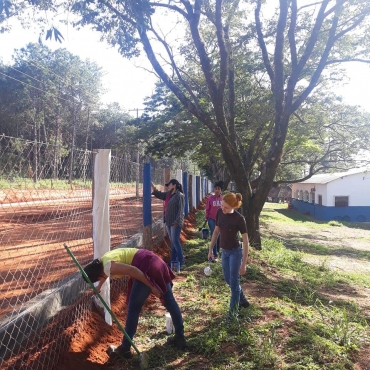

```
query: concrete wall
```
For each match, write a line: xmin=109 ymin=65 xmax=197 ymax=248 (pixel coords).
xmin=292 ymin=199 xmax=370 ymax=222
xmin=292 ymin=172 xmax=370 ymax=207
xmin=326 ymin=172 xmax=370 ymax=206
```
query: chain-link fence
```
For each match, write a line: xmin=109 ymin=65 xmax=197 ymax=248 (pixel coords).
xmin=0 ymin=136 xmax=167 ymax=370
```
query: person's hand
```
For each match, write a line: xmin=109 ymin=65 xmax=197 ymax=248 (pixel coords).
xmin=239 ymin=264 xmax=247 ymax=276
xmin=94 ymin=277 xmax=105 ymax=294
xmin=207 ymin=250 xmax=214 ymax=262
xmin=151 ymin=182 xmax=156 ymax=192
xmin=151 ymin=286 xmax=162 ymax=298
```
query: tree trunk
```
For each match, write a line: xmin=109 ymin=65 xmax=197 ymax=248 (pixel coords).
xmin=242 ymin=201 xmax=262 ymax=250
xmin=234 ymin=175 xmax=264 ymax=249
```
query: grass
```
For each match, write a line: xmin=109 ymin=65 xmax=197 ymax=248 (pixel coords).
xmin=119 ymin=206 xmax=370 ymax=370
xmin=0 ymin=177 xmax=138 ymax=190
xmin=261 ymin=203 xmax=370 ymax=231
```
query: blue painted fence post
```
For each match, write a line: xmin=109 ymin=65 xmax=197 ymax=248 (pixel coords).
xmin=143 ymin=163 xmax=152 ymax=249
xmin=196 ymin=175 xmax=200 ymax=206
xmin=183 ymin=171 xmax=188 ymax=217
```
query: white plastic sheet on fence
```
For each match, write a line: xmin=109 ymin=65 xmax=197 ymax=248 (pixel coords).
xmin=93 ymin=149 xmax=112 ymax=325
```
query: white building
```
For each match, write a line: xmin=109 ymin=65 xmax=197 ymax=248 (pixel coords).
xmin=291 ymin=168 xmax=370 ymax=222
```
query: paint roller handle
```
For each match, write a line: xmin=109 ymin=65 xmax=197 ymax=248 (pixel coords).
xmin=198 ymin=219 xmax=208 ymax=231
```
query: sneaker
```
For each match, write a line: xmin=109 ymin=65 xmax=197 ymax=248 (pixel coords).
xmin=107 ymin=345 xmax=133 ymax=360
xmin=239 ymin=300 xmax=250 ymax=310
xmin=166 ymin=334 xmax=187 ymax=349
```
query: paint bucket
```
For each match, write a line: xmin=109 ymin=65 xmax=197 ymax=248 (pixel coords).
xmin=165 ymin=312 xmax=175 ymax=334
xmin=201 ymin=228 xmax=209 ymax=239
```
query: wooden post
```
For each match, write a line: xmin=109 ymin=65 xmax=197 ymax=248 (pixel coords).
xmin=143 ymin=163 xmax=152 ymax=249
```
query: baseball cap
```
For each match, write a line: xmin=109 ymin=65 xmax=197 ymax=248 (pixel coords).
xmin=165 ymin=179 xmax=180 ymax=187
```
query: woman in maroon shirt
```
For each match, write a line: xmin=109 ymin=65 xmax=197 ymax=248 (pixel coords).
xmin=208 ymin=193 xmax=250 ymax=319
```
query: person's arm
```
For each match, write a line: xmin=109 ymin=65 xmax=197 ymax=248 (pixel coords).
xmin=208 ymin=225 xmax=220 ymax=260
xmin=110 ymin=261 xmax=162 ymax=298
xmin=239 ymin=232 xmax=249 ymax=275
xmin=95 ymin=276 xmax=107 ymax=293
xmin=173 ymin=193 xmax=185 ymax=226
xmin=205 ymin=197 xmax=211 ymax=220
xmin=151 ymin=182 xmax=168 ymax=201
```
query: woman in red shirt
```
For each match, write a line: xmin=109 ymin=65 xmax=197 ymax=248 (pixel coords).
xmin=205 ymin=181 xmax=223 ymax=260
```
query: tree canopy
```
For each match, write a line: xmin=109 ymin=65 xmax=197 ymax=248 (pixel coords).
xmin=2 ymin=0 xmax=370 ymax=247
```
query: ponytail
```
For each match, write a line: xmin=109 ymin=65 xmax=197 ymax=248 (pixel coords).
xmin=177 ymin=183 xmax=184 ymax=193
xmin=223 ymin=192 xmax=242 ymax=208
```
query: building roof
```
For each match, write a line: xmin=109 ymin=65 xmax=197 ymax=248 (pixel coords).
xmin=300 ymin=168 xmax=369 ymax=184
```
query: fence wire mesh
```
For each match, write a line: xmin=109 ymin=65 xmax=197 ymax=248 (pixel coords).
xmin=0 ymin=136 xmax=167 ymax=370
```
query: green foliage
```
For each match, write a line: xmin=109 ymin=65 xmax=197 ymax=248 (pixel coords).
xmin=4 ymin=0 xmax=370 ymax=249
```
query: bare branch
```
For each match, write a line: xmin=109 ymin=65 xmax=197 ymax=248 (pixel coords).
xmin=274 ymin=167 xmax=325 ymax=184
xmin=293 ymin=0 xmax=330 ymax=80
xmin=326 ymin=58 xmax=370 ymax=65
xmin=288 ymin=0 xmax=298 ymax=68
xmin=274 ymin=0 xmax=289 ymax=103
xmin=98 ymin=0 xmax=137 ymax=27
xmin=149 ymin=2 xmax=189 ymax=19
xmin=255 ymin=0 xmax=275 ymax=90
xmin=225 ymin=26 xmax=237 ymax=145
xmin=292 ymin=3 xmax=340 ymax=112
xmin=149 ymin=25 xmax=202 ymax=108
xmin=215 ymin=0 xmax=228 ymax=101
xmin=297 ymin=1 xmax=325 ymax=12
xmin=334 ymin=13 xmax=368 ymax=41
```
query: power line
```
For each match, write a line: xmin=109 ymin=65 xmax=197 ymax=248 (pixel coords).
xmin=0 ymin=71 xmax=76 ymax=104
xmin=7 ymin=65 xmax=41 ymax=84
xmin=26 ymin=59 xmax=97 ymax=100
xmin=7 ymin=65 xmax=80 ymax=102
xmin=27 ymin=59 xmax=73 ymax=88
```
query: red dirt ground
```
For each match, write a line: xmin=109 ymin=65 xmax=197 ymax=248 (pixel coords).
xmin=0 ymin=194 xmax=164 ymax=317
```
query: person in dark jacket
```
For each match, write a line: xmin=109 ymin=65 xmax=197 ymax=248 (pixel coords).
xmin=152 ymin=179 xmax=185 ymax=269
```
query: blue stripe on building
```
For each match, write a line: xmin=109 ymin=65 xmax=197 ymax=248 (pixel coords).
xmin=292 ymin=199 xmax=370 ymax=222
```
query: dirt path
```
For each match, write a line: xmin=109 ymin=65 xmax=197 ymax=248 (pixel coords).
xmin=262 ymin=206 xmax=370 ymax=316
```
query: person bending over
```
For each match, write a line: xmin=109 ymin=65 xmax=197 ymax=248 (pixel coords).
xmin=83 ymin=247 xmax=186 ymax=359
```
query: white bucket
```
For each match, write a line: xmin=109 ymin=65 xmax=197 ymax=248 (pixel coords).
xmin=165 ymin=312 xmax=175 ymax=334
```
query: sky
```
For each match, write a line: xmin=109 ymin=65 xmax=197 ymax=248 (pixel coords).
xmin=0 ymin=22 xmax=158 ymax=115
xmin=0 ymin=14 xmax=370 ymax=116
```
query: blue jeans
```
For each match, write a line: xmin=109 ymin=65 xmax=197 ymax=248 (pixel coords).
xmin=222 ymin=247 xmax=248 ymax=316
xmin=207 ymin=218 xmax=220 ymax=257
xmin=166 ymin=225 xmax=184 ymax=265
xmin=122 ymin=281 xmax=184 ymax=350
